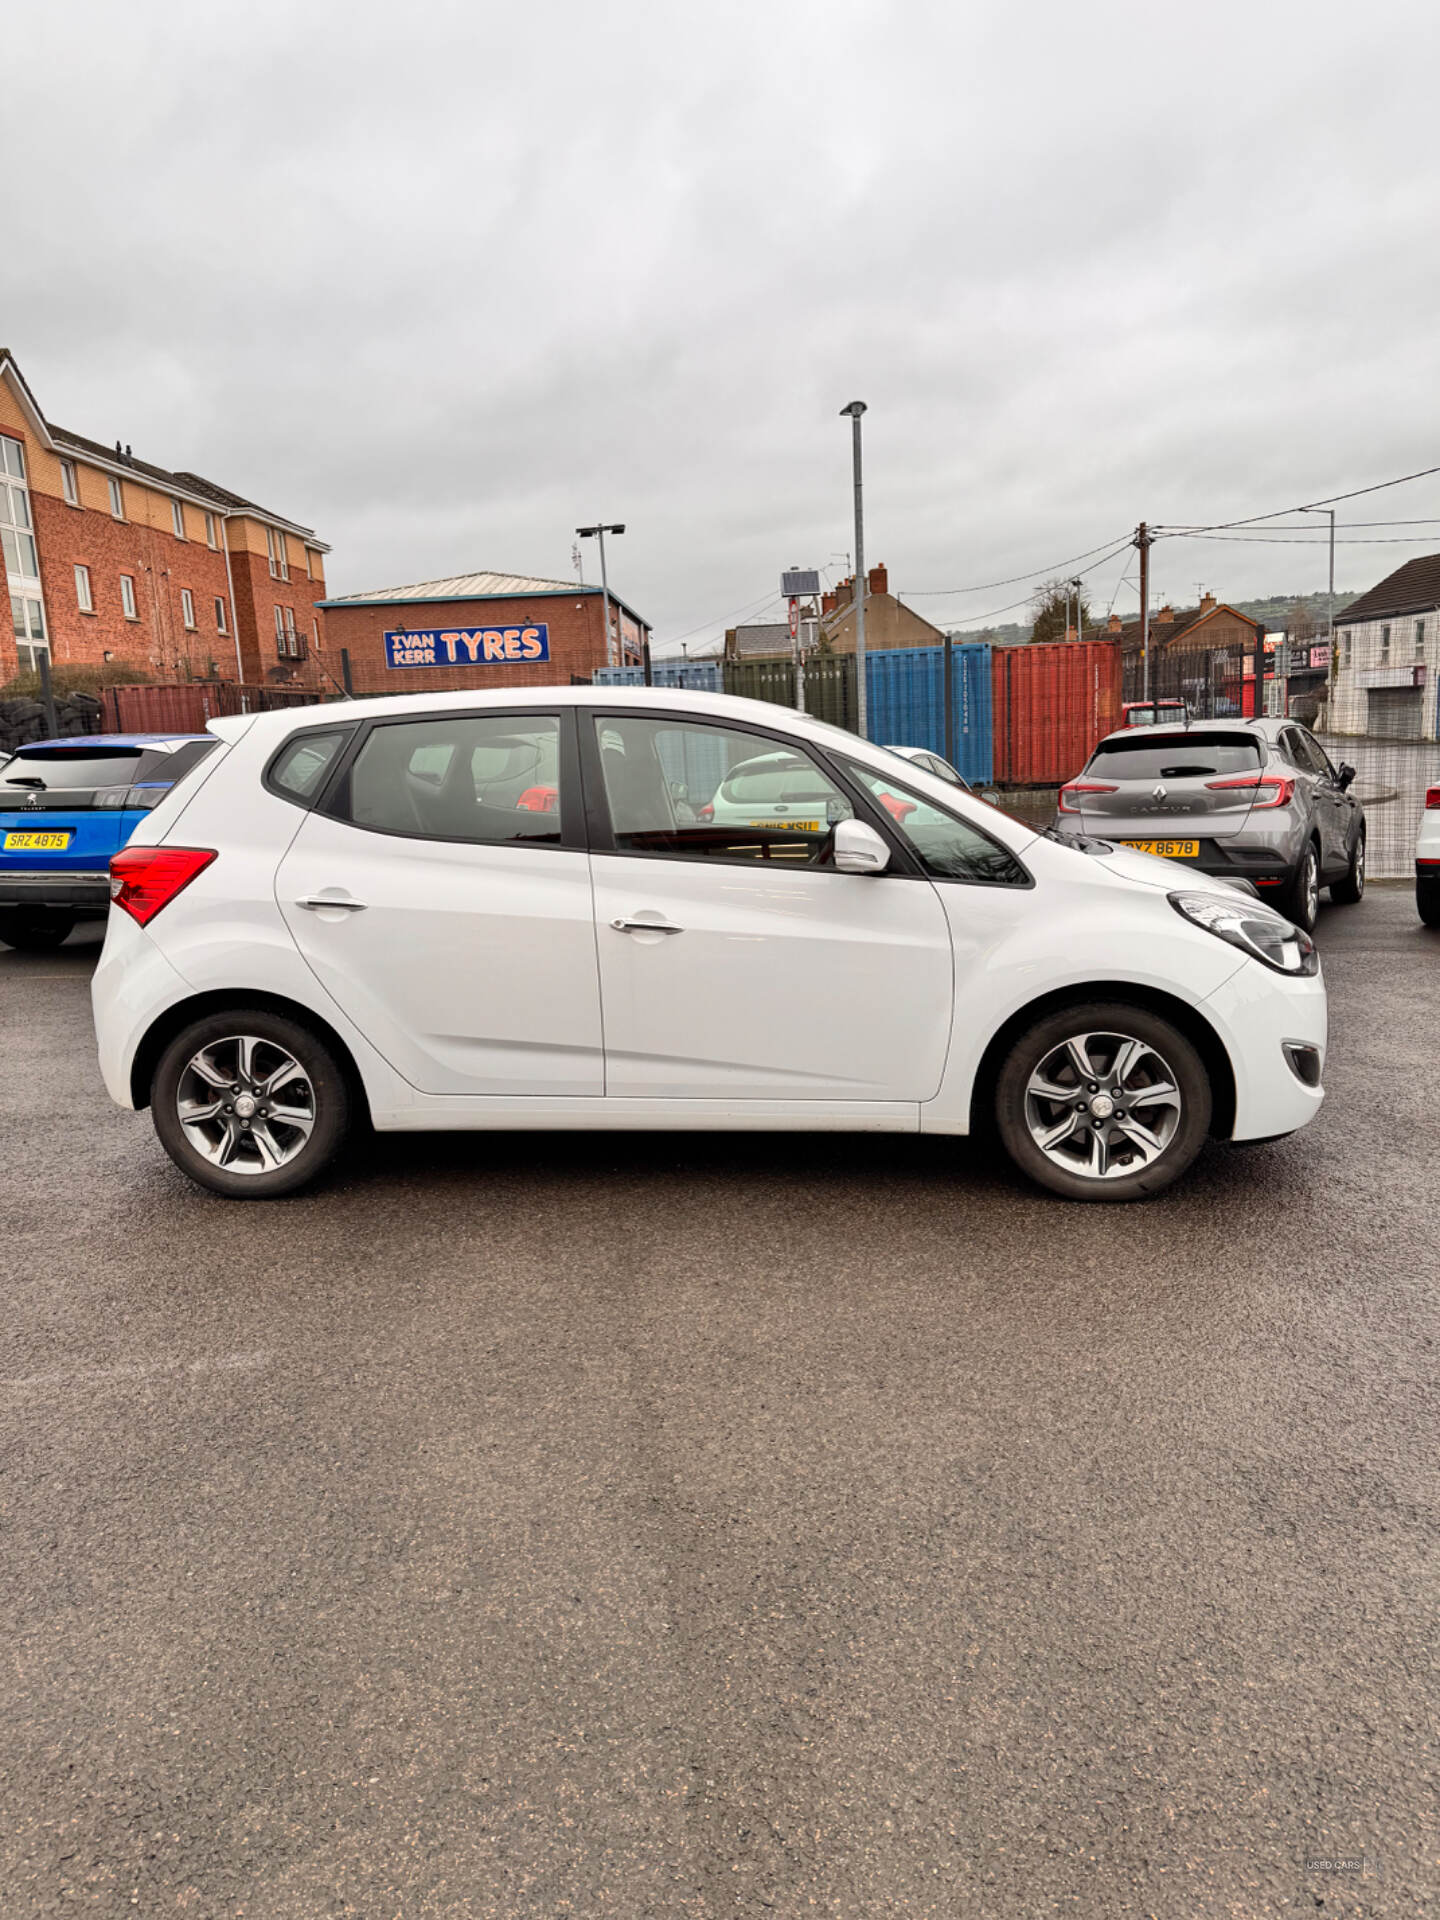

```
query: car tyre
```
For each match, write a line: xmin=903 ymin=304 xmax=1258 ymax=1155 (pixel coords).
xmin=0 ymin=909 xmax=76 ymax=951
xmin=1329 ymin=829 xmax=1365 ymax=906
xmin=1419 ymin=877 xmax=1440 ymax=930
xmin=995 ymin=1001 xmax=1212 ymax=1202
xmin=151 ymin=1009 xmax=351 ymax=1199
xmin=1278 ymin=840 xmax=1320 ymax=931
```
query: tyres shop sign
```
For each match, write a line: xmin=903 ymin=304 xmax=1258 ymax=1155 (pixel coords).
xmin=384 ymin=625 xmax=551 ymax=668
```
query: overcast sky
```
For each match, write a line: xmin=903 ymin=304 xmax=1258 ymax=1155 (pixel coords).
xmin=8 ymin=0 xmax=1440 ymax=648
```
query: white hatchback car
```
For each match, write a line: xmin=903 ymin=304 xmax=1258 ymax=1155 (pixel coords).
xmin=91 ymin=687 xmax=1328 ymax=1202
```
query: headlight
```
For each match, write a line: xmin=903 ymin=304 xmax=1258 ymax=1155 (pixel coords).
xmin=1169 ymin=890 xmax=1319 ymax=976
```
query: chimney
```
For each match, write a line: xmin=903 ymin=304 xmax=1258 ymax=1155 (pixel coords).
xmin=821 ymin=590 xmax=838 ymax=616
xmin=867 ymin=562 xmax=888 ymax=598
xmin=1107 ymin=614 xmax=1123 ymax=635
xmin=1199 ymin=592 xmax=1216 ymax=613
xmin=1065 ymin=626 xmax=1077 ymax=643
xmin=1155 ymin=604 xmax=1175 ymax=624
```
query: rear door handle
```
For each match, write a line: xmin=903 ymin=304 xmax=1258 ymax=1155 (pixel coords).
xmin=297 ymin=894 xmax=368 ymax=911
xmin=611 ymin=917 xmax=683 ymax=934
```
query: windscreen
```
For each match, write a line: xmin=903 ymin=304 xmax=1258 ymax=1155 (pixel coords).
xmin=3 ymin=747 xmax=146 ymax=791
xmin=1086 ymin=734 xmax=1263 ymax=781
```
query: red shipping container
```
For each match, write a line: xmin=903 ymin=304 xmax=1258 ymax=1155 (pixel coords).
xmin=103 ymin=684 xmax=322 ymax=734
xmin=991 ymin=640 xmax=1122 ymax=786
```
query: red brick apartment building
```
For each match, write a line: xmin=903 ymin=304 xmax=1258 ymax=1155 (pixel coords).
xmin=321 ymin=571 xmax=651 ymax=695
xmin=1 ymin=349 xmax=331 ymax=687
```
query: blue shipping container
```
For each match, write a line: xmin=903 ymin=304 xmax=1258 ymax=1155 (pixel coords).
xmin=591 ymin=661 xmax=724 ymax=692
xmin=866 ymin=644 xmax=993 ymax=786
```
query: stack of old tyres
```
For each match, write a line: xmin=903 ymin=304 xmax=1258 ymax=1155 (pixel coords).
xmin=990 ymin=640 xmax=1122 ymax=786
xmin=0 ymin=690 xmax=103 ymax=757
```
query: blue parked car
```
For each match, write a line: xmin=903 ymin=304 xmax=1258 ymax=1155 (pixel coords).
xmin=0 ymin=733 xmax=216 ymax=950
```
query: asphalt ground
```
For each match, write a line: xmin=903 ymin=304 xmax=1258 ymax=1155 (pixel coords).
xmin=1 ymin=887 xmax=1437 ymax=1917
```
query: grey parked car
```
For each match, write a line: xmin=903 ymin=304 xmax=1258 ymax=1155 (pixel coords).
xmin=1058 ymin=717 xmax=1364 ymax=931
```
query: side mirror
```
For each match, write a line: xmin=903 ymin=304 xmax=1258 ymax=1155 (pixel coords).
xmin=833 ymin=818 xmax=891 ymax=875
xmin=1337 ymin=763 xmax=1356 ymax=791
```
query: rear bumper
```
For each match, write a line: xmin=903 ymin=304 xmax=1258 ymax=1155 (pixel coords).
xmin=0 ymin=869 xmax=111 ymax=913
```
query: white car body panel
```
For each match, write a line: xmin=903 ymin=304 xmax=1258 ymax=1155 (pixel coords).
xmin=91 ymin=686 xmax=1328 ymax=1151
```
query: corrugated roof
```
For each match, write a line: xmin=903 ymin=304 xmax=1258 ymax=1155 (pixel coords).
xmin=726 ymin=621 xmax=791 ymax=657
xmin=1333 ymin=554 xmax=1440 ymax=625
xmin=325 ymin=570 xmax=585 ymax=604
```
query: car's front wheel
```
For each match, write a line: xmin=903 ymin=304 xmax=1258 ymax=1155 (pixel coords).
xmin=995 ymin=1003 xmax=1212 ymax=1201
xmin=151 ymin=1010 xmax=352 ymax=1198
xmin=1419 ymin=876 xmax=1440 ymax=930
xmin=0 ymin=909 xmax=76 ymax=951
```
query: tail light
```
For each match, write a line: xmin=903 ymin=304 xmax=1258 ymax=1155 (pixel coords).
xmin=698 ymin=802 xmax=714 ymax=821
xmin=1426 ymin=786 xmax=1440 ymax=810
xmin=1057 ymin=782 xmax=1118 ymax=813
xmin=516 ymin=785 xmax=559 ymax=813
xmin=1204 ymin=774 xmax=1295 ymax=809
xmin=877 ymin=792 xmax=917 ymax=823
xmin=109 ymin=847 xmax=216 ymax=926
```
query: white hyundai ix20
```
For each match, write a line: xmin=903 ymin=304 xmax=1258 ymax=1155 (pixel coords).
xmin=91 ymin=687 xmax=1328 ymax=1202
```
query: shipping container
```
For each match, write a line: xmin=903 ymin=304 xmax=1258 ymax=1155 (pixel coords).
xmin=103 ymin=683 xmax=324 ymax=735
xmin=866 ymin=644 xmax=993 ymax=786
xmin=592 ymin=661 xmax=724 ymax=692
xmin=990 ymin=640 xmax=1122 ymax=786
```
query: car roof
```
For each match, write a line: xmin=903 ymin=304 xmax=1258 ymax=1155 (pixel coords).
xmin=10 ymin=733 xmax=211 ymax=752
xmin=1094 ymin=716 xmax=1286 ymax=749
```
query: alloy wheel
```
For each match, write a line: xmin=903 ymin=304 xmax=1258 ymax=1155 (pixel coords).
xmin=175 ymin=1034 xmax=317 ymax=1175
xmin=1023 ymin=1030 xmax=1183 ymax=1181
xmin=1303 ymin=848 xmax=1319 ymax=923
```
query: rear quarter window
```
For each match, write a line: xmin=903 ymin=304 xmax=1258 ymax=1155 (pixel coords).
xmin=267 ymin=727 xmax=354 ymax=807
xmin=1087 ymin=734 xmax=1263 ymax=780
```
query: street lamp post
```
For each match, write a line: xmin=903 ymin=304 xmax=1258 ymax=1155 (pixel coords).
xmin=1071 ymin=577 xmax=1084 ymax=642
xmin=839 ymin=402 xmax=868 ymax=738
xmin=576 ymin=522 xmax=625 ymax=667
xmin=1300 ymin=505 xmax=1337 ymax=695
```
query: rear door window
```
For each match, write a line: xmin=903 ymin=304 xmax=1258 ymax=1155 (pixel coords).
xmin=1086 ymin=734 xmax=1263 ymax=780
xmin=2 ymin=746 xmax=144 ymax=809
xmin=330 ymin=715 xmax=562 ymax=843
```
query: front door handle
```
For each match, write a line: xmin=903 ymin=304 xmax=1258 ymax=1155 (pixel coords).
xmin=297 ymin=894 xmax=368 ymax=911
xmin=611 ymin=917 xmax=683 ymax=934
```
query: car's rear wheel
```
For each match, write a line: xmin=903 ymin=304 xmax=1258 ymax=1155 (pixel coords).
xmin=995 ymin=1003 xmax=1212 ymax=1202
xmin=0 ymin=909 xmax=76 ymax=951
xmin=1330 ymin=829 xmax=1365 ymax=906
xmin=1419 ymin=877 xmax=1440 ymax=930
xmin=1278 ymin=840 xmax=1320 ymax=931
xmin=151 ymin=1010 xmax=351 ymax=1198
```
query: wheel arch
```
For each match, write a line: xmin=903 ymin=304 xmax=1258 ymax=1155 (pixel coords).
xmin=129 ymin=989 xmax=372 ymax=1120
xmin=967 ymin=981 xmax=1237 ymax=1141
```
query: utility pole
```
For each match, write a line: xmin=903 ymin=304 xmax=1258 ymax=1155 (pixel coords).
xmin=1300 ymin=504 xmax=1337 ymax=666
xmin=1071 ymin=577 xmax=1084 ymax=642
xmin=840 ymin=401 xmax=868 ymax=738
xmin=576 ymin=522 xmax=625 ymax=667
xmin=1134 ymin=522 xmax=1153 ymax=701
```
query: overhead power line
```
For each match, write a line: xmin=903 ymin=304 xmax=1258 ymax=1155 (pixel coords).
xmin=901 ymin=532 xmax=1132 ymax=598
xmin=1155 ymin=461 xmax=1440 ymax=537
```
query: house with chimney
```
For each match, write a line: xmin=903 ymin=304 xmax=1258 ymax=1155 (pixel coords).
xmin=725 ymin=564 xmax=942 ymax=660
xmin=1098 ymin=594 xmax=1265 ymax=708
xmin=1329 ymin=553 xmax=1440 ymax=739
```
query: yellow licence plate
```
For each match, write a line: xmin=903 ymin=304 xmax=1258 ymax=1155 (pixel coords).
xmin=1121 ymin=838 xmax=1200 ymax=858
xmin=751 ymin=819 xmax=821 ymax=833
xmin=4 ymin=830 xmax=72 ymax=852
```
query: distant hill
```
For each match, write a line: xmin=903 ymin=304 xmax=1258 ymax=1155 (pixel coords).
xmin=948 ymin=590 xmax=1361 ymax=646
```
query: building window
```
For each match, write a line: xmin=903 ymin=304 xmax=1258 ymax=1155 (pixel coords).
xmin=171 ymin=498 xmax=186 ymax=540
xmin=120 ymin=573 xmax=138 ymax=620
xmin=61 ymin=459 xmax=79 ymax=506
xmin=1341 ymin=631 xmax=1351 ymax=668
xmin=10 ymin=592 xmax=48 ymax=673
xmin=181 ymin=588 xmax=196 ymax=630
xmin=1380 ymin=623 xmax=1390 ymax=662
xmin=108 ymin=476 xmax=125 ymax=520
xmin=1417 ymin=619 xmax=1427 ymax=659
xmin=204 ymin=512 xmax=218 ymax=548
xmin=1 ymin=445 xmax=40 ymax=583
xmin=75 ymin=564 xmax=93 ymax=613
xmin=312 ymin=615 xmax=320 ymax=654
xmin=267 ymin=527 xmax=289 ymax=580
xmin=214 ymin=596 xmax=228 ymax=634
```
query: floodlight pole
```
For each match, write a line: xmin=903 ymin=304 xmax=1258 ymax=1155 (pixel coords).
xmin=577 ymin=521 xmax=625 ymax=667
xmin=840 ymin=402 xmax=868 ymax=738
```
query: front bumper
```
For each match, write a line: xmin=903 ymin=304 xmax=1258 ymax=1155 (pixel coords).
xmin=1202 ymin=958 xmax=1327 ymax=1141
xmin=0 ymin=869 xmax=111 ymax=913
